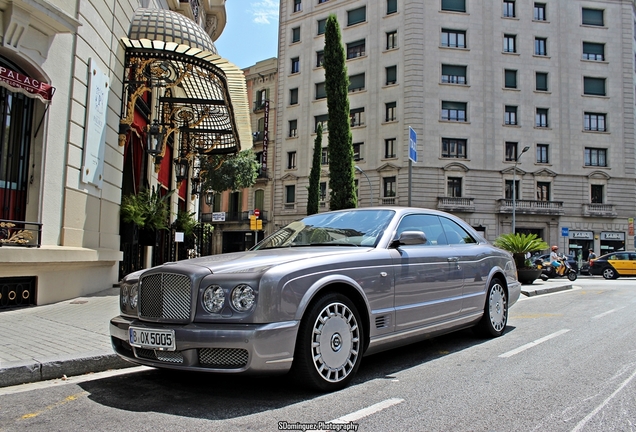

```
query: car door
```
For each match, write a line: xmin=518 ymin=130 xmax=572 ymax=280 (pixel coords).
xmin=390 ymin=214 xmax=463 ymax=332
xmin=608 ymin=252 xmax=628 ymax=274
xmin=627 ymin=253 xmax=636 ymax=275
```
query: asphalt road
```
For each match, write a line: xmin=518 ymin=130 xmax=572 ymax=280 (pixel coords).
xmin=1 ymin=277 xmax=634 ymax=432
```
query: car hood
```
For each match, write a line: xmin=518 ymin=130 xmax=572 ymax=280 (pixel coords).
xmin=157 ymin=247 xmax=374 ymax=275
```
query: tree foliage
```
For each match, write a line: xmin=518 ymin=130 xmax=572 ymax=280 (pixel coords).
xmin=199 ymin=150 xmax=260 ymax=194
xmin=307 ymin=124 xmax=323 ymax=215
xmin=324 ymin=14 xmax=357 ymax=210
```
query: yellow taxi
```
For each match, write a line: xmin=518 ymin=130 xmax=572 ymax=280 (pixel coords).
xmin=589 ymin=251 xmax=636 ymax=279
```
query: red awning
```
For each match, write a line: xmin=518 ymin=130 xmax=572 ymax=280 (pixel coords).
xmin=0 ymin=66 xmax=54 ymax=102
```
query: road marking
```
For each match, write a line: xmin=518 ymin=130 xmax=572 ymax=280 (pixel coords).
xmin=499 ymin=329 xmax=571 ymax=358
xmin=570 ymin=366 xmax=636 ymax=432
xmin=592 ymin=307 xmax=624 ymax=319
xmin=316 ymin=398 xmax=404 ymax=431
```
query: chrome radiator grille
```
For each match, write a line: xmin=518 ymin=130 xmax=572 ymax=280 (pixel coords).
xmin=139 ymin=273 xmax=192 ymax=321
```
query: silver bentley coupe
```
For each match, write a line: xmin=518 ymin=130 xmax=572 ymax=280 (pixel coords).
xmin=110 ymin=207 xmax=521 ymax=391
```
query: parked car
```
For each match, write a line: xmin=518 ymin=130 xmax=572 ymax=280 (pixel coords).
xmin=110 ymin=207 xmax=521 ymax=391
xmin=589 ymin=251 xmax=636 ymax=279
xmin=533 ymin=253 xmax=579 ymax=274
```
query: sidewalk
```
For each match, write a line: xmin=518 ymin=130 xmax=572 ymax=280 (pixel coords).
xmin=0 ymin=279 xmax=574 ymax=389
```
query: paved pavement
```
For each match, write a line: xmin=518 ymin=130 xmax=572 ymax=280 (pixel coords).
xmin=0 ymin=279 xmax=574 ymax=389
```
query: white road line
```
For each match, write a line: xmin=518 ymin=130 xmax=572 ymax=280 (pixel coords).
xmin=571 ymin=366 xmax=636 ymax=432
xmin=592 ymin=307 xmax=624 ymax=319
xmin=499 ymin=329 xmax=571 ymax=358
xmin=316 ymin=398 xmax=404 ymax=431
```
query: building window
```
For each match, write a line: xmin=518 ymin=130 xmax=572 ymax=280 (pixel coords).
xmin=321 ymin=147 xmax=329 ymax=165
xmin=503 ymin=1 xmax=515 ymax=18
xmin=347 ymin=6 xmax=366 ymax=26
xmin=292 ymin=27 xmax=301 ymax=43
xmin=537 ymin=144 xmax=549 ymax=163
xmin=534 ymin=3 xmax=546 ymax=21
xmin=505 ymin=142 xmax=518 ymax=161
xmin=582 ymin=8 xmax=604 ymax=26
xmin=383 ymin=176 xmax=396 ymax=197
xmin=385 ymin=66 xmax=397 ymax=85
xmin=447 ymin=177 xmax=462 ymax=197
xmin=289 ymin=88 xmax=298 ymax=105
xmin=503 ymin=34 xmax=516 ymax=53
xmin=442 ymin=138 xmax=467 ymax=158
xmin=255 ymin=89 xmax=268 ymax=110
xmin=386 ymin=31 xmax=398 ymax=49
xmin=536 ymin=182 xmax=551 ymax=201
xmin=385 ymin=102 xmax=397 ymax=122
xmin=315 ymin=114 xmax=328 ymax=132
xmin=505 ymin=69 xmax=517 ymax=88
xmin=385 ymin=138 xmax=396 ymax=158
xmin=291 ymin=57 xmax=300 ymax=74
xmin=535 ymin=38 xmax=547 ymax=56
xmin=350 ymin=107 xmax=365 ymax=127
xmin=591 ymin=184 xmax=604 ymax=203
xmin=287 ymin=151 xmax=297 ymax=169
xmin=442 ymin=101 xmax=467 ymax=122
xmin=585 ymin=148 xmax=607 ymax=167
xmin=317 ymin=18 xmax=326 ymax=35
xmin=505 ymin=180 xmax=519 ymax=200
xmin=536 ymin=108 xmax=549 ymax=127
xmin=294 ymin=0 xmax=302 ymax=13
xmin=441 ymin=29 xmax=466 ymax=48
xmin=288 ymin=120 xmax=298 ymax=137
xmin=442 ymin=0 xmax=466 ymax=13
xmin=584 ymin=77 xmax=606 ymax=96
xmin=320 ymin=182 xmax=327 ymax=201
xmin=536 ymin=72 xmax=548 ymax=91
xmin=441 ymin=64 xmax=467 ymax=84
xmin=347 ymin=39 xmax=366 ymax=59
xmin=353 ymin=142 xmax=363 ymax=161
xmin=505 ymin=105 xmax=518 ymax=125
xmin=583 ymin=42 xmax=605 ymax=61
xmin=318 ymin=0 xmax=328 ymax=3
xmin=315 ymin=82 xmax=326 ymax=99
xmin=349 ymin=73 xmax=366 ymax=92
xmin=387 ymin=0 xmax=397 ymax=14
xmin=585 ymin=112 xmax=607 ymax=132
xmin=286 ymin=185 xmax=296 ymax=203
xmin=316 ymin=50 xmax=324 ymax=67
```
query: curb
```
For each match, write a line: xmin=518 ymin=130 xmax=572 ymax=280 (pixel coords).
xmin=0 ymin=352 xmax=134 ymax=388
xmin=521 ymin=282 xmax=573 ymax=297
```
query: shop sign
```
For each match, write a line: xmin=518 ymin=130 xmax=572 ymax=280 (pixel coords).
xmin=629 ymin=218 xmax=634 ymax=236
xmin=569 ymin=231 xmax=593 ymax=240
xmin=81 ymin=59 xmax=109 ymax=188
xmin=0 ymin=66 xmax=54 ymax=102
xmin=600 ymin=232 xmax=625 ymax=241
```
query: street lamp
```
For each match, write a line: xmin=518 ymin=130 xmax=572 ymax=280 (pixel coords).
xmin=354 ymin=165 xmax=373 ymax=206
xmin=512 ymin=146 xmax=530 ymax=233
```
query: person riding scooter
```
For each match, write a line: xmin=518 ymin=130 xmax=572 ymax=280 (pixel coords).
xmin=550 ymin=245 xmax=564 ymax=276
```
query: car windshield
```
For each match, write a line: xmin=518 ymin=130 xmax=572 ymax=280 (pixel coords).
xmin=253 ymin=209 xmax=395 ymax=250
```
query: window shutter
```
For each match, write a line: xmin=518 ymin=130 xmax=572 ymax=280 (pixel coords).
xmin=584 ymin=77 xmax=606 ymax=95
xmin=583 ymin=42 xmax=604 ymax=55
xmin=505 ymin=70 xmax=517 ymax=87
xmin=348 ymin=7 xmax=366 ymax=26
xmin=442 ymin=65 xmax=466 ymax=76
xmin=442 ymin=0 xmax=466 ymax=12
xmin=582 ymin=8 xmax=603 ymax=26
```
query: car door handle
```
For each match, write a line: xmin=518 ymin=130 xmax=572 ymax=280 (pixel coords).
xmin=447 ymin=257 xmax=459 ymax=262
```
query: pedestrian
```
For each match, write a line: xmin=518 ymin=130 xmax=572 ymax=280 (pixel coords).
xmin=588 ymin=249 xmax=597 ymax=260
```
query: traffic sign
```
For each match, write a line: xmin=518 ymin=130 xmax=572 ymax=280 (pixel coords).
xmin=254 ymin=208 xmax=260 ymax=218
xmin=409 ymin=126 xmax=417 ymax=163
xmin=561 ymin=227 xmax=569 ymax=237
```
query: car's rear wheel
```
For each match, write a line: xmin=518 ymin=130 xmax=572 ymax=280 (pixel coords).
xmin=475 ymin=278 xmax=507 ymax=337
xmin=291 ymin=293 xmax=363 ymax=392
xmin=602 ymin=267 xmax=618 ymax=279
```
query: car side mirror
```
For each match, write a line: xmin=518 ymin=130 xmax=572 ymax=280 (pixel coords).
xmin=391 ymin=231 xmax=427 ymax=248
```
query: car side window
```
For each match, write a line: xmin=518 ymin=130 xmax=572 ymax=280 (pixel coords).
xmin=395 ymin=214 xmax=446 ymax=246
xmin=629 ymin=253 xmax=636 ymax=261
xmin=439 ymin=217 xmax=477 ymax=245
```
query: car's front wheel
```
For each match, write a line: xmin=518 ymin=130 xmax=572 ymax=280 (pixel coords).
xmin=602 ymin=267 xmax=618 ymax=279
xmin=475 ymin=278 xmax=507 ymax=337
xmin=292 ymin=293 xmax=363 ymax=392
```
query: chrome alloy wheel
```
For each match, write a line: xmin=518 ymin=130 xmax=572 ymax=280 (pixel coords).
xmin=311 ymin=302 xmax=360 ymax=383
xmin=488 ymin=283 xmax=507 ymax=332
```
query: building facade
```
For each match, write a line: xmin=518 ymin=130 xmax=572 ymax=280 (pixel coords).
xmin=274 ymin=0 xmax=636 ymax=260
xmin=0 ymin=0 xmax=249 ymax=307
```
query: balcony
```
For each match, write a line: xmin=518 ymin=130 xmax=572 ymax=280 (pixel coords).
xmin=252 ymin=131 xmax=264 ymax=142
xmin=0 ymin=219 xmax=42 ymax=247
xmin=381 ymin=197 xmax=398 ymax=205
xmin=253 ymin=101 xmax=266 ymax=113
xmin=437 ymin=197 xmax=475 ymax=213
xmin=498 ymin=199 xmax=564 ymax=215
xmin=582 ymin=203 xmax=617 ymax=218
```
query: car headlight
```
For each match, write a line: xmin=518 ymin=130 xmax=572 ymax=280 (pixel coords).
xmin=121 ymin=285 xmax=129 ymax=307
xmin=231 ymin=284 xmax=255 ymax=312
xmin=203 ymin=285 xmax=225 ymax=314
xmin=129 ymin=284 xmax=138 ymax=309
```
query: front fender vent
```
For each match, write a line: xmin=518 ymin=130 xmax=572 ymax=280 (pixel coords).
xmin=375 ymin=315 xmax=390 ymax=329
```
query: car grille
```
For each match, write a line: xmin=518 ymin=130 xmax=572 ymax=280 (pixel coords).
xmin=135 ymin=348 xmax=184 ymax=364
xmin=139 ymin=273 xmax=192 ymax=322
xmin=199 ymin=348 xmax=249 ymax=369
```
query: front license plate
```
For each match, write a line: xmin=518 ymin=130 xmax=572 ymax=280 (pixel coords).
xmin=129 ymin=327 xmax=176 ymax=351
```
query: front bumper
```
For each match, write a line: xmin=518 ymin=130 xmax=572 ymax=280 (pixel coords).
xmin=110 ymin=316 xmax=299 ymax=374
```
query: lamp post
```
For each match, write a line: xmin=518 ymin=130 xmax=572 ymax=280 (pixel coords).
xmin=354 ymin=165 xmax=373 ymax=206
xmin=512 ymin=146 xmax=530 ymax=233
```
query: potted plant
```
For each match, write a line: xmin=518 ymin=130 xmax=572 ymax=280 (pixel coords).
xmin=493 ymin=233 xmax=548 ymax=284
xmin=121 ymin=187 xmax=174 ymax=246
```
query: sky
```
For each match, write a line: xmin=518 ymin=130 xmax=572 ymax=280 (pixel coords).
xmin=214 ymin=0 xmax=280 ymax=70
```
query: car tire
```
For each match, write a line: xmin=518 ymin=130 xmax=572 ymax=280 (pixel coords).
xmin=291 ymin=293 xmax=364 ymax=392
xmin=602 ymin=267 xmax=618 ymax=280
xmin=475 ymin=278 xmax=507 ymax=338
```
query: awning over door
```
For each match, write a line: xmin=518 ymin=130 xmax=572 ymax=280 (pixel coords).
xmin=0 ymin=66 xmax=54 ymax=103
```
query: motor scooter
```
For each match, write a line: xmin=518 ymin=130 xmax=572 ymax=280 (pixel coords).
xmin=536 ymin=256 xmax=577 ymax=281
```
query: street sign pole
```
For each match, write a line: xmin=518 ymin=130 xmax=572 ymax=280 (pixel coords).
xmin=408 ymin=127 xmax=417 ymax=207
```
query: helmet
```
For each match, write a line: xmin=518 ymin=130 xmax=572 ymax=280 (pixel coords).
xmin=551 ymin=245 xmax=558 ymax=251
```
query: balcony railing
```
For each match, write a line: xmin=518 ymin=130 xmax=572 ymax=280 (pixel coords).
xmin=437 ymin=197 xmax=475 ymax=213
xmin=201 ymin=211 xmax=269 ymax=224
xmin=582 ymin=203 xmax=617 ymax=218
xmin=0 ymin=219 xmax=42 ymax=247
xmin=381 ymin=197 xmax=398 ymax=205
xmin=253 ymin=101 xmax=266 ymax=112
xmin=498 ymin=199 xmax=564 ymax=215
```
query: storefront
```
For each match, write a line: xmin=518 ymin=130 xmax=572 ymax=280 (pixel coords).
xmin=568 ymin=230 xmax=594 ymax=261
xmin=600 ymin=231 xmax=625 ymax=254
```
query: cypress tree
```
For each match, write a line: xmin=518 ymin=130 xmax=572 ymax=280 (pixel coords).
xmin=307 ymin=124 xmax=323 ymax=215
xmin=324 ymin=14 xmax=357 ymax=210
